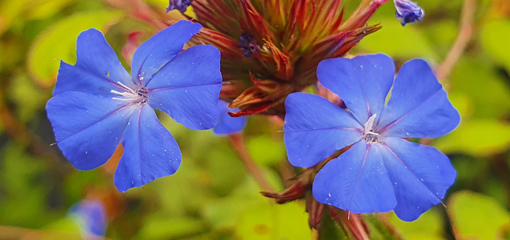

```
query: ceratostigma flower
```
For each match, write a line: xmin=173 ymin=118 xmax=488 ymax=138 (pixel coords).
xmin=284 ymin=54 xmax=460 ymax=221
xmin=394 ymin=0 xmax=424 ymax=26
xmin=46 ymin=20 xmax=222 ymax=192
xmin=214 ymin=100 xmax=246 ymax=135
xmin=168 ymin=0 xmax=389 ymax=117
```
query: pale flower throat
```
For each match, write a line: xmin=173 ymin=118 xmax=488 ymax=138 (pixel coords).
xmin=363 ymin=114 xmax=380 ymax=144
xmin=111 ymin=81 xmax=148 ymax=104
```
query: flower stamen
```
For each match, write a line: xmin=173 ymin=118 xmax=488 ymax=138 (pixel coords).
xmin=111 ymin=81 xmax=148 ymax=104
xmin=363 ymin=114 xmax=380 ymax=144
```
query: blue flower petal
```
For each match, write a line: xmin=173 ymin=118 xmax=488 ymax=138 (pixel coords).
xmin=284 ymin=93 xmax=362 ymax=168
xmin=114 ymin=106 xmax=181 ymax=192
xmin=317 ymin=54 xmax=395 ymax=124
xmin=313 ymin=141 xmax=396 ymax=213
xmin=378 ymin=59 xmax=460 ymax=138
xmin=147 ymin=45 xmax=222 ymax=130
xmin=54 ymin=29 xmax=134 ymax=96
xmin=46 ymin=92 xmax=135 ymax=170
xmin=131 ymin=20 xmax=201 ymax=85
xmin=378 ymin=137 xmax=456 ymax=221
xmin=213 ymin=100 xmax=246 ymax=135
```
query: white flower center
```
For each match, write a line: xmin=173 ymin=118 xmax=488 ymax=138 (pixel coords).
xmin=363 ymin=114 xmax=380 ymax=144
xmin=111 ymin=81 xmax=148 ymax=104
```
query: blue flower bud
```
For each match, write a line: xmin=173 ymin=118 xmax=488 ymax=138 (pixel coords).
xmin=167 ymin=0 xmax=192 ymax=13
xmin=239 ymin=32 xmax=259 ymax=57
xmin=394 ymin=0 xmax=424 ymax=26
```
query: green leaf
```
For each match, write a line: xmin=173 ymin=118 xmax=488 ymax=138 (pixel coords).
xmin=28 ymin=10 xmax=124 ymax=87
xmin=448 ymin=191 xmax=510 ymax=240
xmin=433 ymin=120 xmax=510 ymax=156
xmin=481 ymin=20 xmax=510 ymax=72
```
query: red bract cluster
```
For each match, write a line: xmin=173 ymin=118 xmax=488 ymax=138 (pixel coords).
xmin=179 ymin=0 xmax=388 ymax=117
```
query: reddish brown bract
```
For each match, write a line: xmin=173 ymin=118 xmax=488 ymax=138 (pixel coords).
xmin=184 ymin=0 xmax=387 ymax=117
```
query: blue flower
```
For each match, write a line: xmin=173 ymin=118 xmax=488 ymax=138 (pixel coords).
xmin=394 ymin=0 xmax=424 ymax=26
xmin=213 ymin=100 xmax=246 ymax=135
xmin=46 ymin=20 xmax=222 ymax=192
xmin=167 ymin=0 xmax=193 ymax=13
xmin=283 ymin=54 xmax=460 ymax=221
xmin=69 ymin=200 xmax=107 ymax=238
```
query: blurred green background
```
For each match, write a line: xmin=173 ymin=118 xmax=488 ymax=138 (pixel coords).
xmin=0 ymin=0 xmax=509 ymax=239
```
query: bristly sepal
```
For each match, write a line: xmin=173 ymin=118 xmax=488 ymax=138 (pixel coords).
xmin=178 ymin=0 xmax=387 ymax=116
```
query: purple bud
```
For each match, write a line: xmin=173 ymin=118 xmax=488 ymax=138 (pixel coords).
xmin=69 ymin=200 xmax=107 ymax=238
xmin=239 ymin=32 xmax=259 ymax=57
xmin=394 ymin=0 xmax=424 ymax=26
xmin=167 ymin=0 xmax=192 ymax=13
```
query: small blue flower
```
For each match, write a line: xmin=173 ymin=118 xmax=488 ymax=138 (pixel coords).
xmin=213 ymin=100 xmax=246 ymax=135
xmin=69 ymin=200 xmax=107 ymax=238
xmin=167 ymin=0 xmax=193 ymax=13
xmin=46 ymin=20 xmax=222 ymax=192
xmin=394 ymin=0 xmax=424 ymax=26
xmin=284 ymin=54 xmax=460 ymax=221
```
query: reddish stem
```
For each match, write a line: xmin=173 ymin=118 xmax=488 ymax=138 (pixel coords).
xmin=229 ymin=133 xmax=276 ymax=192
